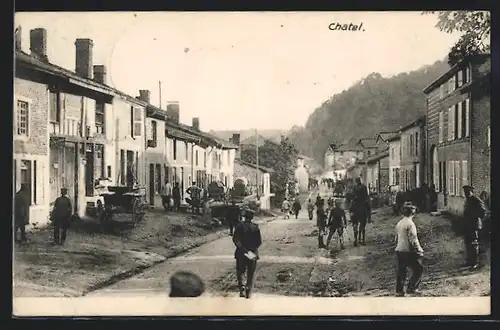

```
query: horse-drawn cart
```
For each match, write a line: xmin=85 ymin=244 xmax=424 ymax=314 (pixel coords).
xmin=99 ymin=185 xmax=147 ymax=227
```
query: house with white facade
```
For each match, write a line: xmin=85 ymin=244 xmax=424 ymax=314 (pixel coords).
xmin=386 ymin=133 xmax=401 ymax=188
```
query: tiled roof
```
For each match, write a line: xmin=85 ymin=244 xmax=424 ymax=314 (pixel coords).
xmin=235 ymin=159 xmax=274 ymax=173
xmin=366 ymin=149 xmax=390 ymax=164
xmin=357 ymin=138 xmax=378 ymax=148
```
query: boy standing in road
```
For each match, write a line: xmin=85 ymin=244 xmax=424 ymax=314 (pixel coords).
xmin=394 ymin=201 xmax=424 ymax=296
xmin=326 ymin=199 xmax=348 ymax=250
xmin=232 ymin=209 xmax=262 ymax=298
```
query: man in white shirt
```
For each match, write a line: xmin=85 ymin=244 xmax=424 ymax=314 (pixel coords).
xmin=394 ymin=201 xmax=424 ymax=296
xmin=162 ymin=180 xmax=173 ymax=212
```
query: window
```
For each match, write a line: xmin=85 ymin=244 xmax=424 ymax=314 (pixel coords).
xmin=395 ymin=168 xmax=400 ymax=185
xmin=463 ymin=66 xmax=471 ymax=84
xmin=438 ymin=112 xmax=444 ymax=143
xmin=195 ymin=150 xmax=199 ymax=166
xmin=457 ymin=70 xmax=463 ymax=87
xmin=49 ymin=91 xmax=61 ymax=123
xmin=487 ymin=126 xmax=491 ymax=148
xmin=415 ymin=132 xmax=419 ymax=156
xmin=151 ymin=120 xmax=157 ymax=142
xmin=464 ymin=98 xmax=470 ymax=137
xmin=454 ymin=161 xmax=461 ymax=197
xmin=448 ymin=76 xmax=456 ymax=94
xmin=95 ymin=102 xmax=105 ymax=134
xmin=131 ymin=107 xmax=142 ymax=137
xmin=173 ymin=139 xmax=177 ymax=160
xmin=203 ymin=151 xmax=207 ymax=167
xmin=447 ymin=161 xmax=454 ymax=195
xmin=410 ymin=135 xmax=414 ymax=156
xmin=448 ymin=106 xmax=455 ymax=141
xmin=440 ymin=84 xmax=446 ymax=99
xmin=107 ymin=165 xmax=112 ymax=178
xmin=185 ymin=142 xmax=189 ymax=161
xmin=16 ymin=100 xmax=29 ymax=136
xmin=455 ymin=102 xmax=462 ymax=139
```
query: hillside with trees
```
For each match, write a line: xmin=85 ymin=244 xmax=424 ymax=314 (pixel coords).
xmin=287 ymin=59 xmax=450 ymax=164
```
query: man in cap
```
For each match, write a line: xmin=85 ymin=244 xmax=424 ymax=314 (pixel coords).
xmin=232 ymin=208 xmax=262 ymax=298
xmin=394 ymin=201 xmax=424 ymax=296
xmin=462 ymin=185 xmax=486 ymax=270
xmin=14 ymin=183 xmax=30 ymax=243
xmin=169 ymin=271 xmax=205 ymax=297
xmin=51 ymin=188 xmax=72 ymax=245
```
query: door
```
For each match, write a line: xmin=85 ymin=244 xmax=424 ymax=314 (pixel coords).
xmin=64 ymin=144 xmax=77 ymax=212
xmin=149 ymin=164 xmax=155 ymax=205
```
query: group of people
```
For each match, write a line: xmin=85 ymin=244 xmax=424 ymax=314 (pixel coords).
xmin=280 ymin=198 xmax=303 ymax=219
xmin=160 ymin=181 xmax=183 ymax=213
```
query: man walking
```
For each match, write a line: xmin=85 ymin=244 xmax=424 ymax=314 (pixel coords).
xmin=394 ymin=201 xmax=424 ymax=296
xmin=292 ymin=198 xmax=302 ymax=219
xmin=162 ymin=180 xmax=173 ymax=212
xmin=14 ymin=183 xmax=30 ymax=244
xmin=349 ymin=177 xmax=370 ymax=246
xmin=51 ymin=188 xmax=72 ymax=245
xmin=462 ymin=185 xmax=486 ymax=270
xmin=226 ymin=200 xmax=241 ymax=236
xmin=326 ymin=199 xmax=348 ymax=250
xmin=232 ymin=209 xmax=262 ymax=298
xmin=172 ymin=182 xmax=181 ymax=212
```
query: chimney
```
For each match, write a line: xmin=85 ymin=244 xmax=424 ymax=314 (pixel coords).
xmin=93 ymin=65 xmax=107 ymax=84
xmin=166 ymin=102 xmax=180 ymax=124
xmin=15 ymin=26 xmax=22 ymax=51
xmin=192 ymin=117 xmax=200 ymax=131
xmin=29 ymin=28 xmax=48 ymax=61
xmin=75 ymin=38 xmax=94 ymax=78
xmin=138 ymin=90 xmax=151 ymax=103
xmin=232 ymin=133 xmax=241 ymax=160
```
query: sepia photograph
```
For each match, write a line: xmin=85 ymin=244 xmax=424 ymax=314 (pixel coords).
xmin=12 ymin=11 xmax=491 ymax=316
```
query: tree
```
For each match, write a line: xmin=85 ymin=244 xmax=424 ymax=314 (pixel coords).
xmin=424 ymin=11 xmax=490 ymax=66
xmin=240 ymin=137 xmax=298 ymax=203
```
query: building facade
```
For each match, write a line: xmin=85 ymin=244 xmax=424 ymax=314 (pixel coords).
xmin=365 ymin=150 xmax=389 ymax=193
xmin=424 ymin=54 xmax=491 ymax=215
xmin=387 ymin=135 xmax=401 ymax=187
xmin=399 ymin=116 xmax=425 ymax=192
xmin=294 ymin=156 xmax=309 ymax=193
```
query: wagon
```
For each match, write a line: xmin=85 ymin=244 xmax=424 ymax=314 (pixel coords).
xmin=99 ymin=185 xmax=147 ymax=227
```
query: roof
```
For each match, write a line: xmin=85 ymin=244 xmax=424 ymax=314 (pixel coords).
xmin=16 ymin=50 xmax=238 ymax=150
xmin=399 ymin=116 xmax=426 ymax=133
xmin=356 ymin=138 xmax=378 ymax=149
xmin=334 ymin=144 xmax=364 ymax=152
xmin=376 ymin=132 xmax=398 ymax=143
xmin=235 ymin=159 xmax=274 ymax=173
xmin=423 ymin=53 xmax=490 ymax=94
xmin=366 ymin=149 xmax=390 ymax=164
xmin=386 ymin=133 xmax=401 ymax=142
xmin=15 ymin=50 xmax=146 ymax=107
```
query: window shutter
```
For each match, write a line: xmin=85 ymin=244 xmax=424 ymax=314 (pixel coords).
xmin=456 ymin=102 xmax=462 ymax=139
xmin=433 ymin=161 xmax=439 ymax=190
xmin=448 ymin=107 xmax=455 ymax=141
xmin=438 ymin=112 xmax=444 ymax=143
xmin=461 ymin=160 xmax=468 ymax=196
xmin=465 ymin=99 xmax=470 ymax=137
xmin=38 ymin=161 xmax=45 ymax=204
xmin=455 ymin=161 xmax=460 ymax=197
xmin=448 ymin=161 xmax=453 ymax=195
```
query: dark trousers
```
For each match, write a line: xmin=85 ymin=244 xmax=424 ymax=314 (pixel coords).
xmin=15 ymin=224 xmax=27 ymax=242
xmin=228 ymin=219 xmax=237 ymax=235
xmin=162 ymin=195 xmax=172 ymax=211
xmin=236 ymin=256 xmax=257 ymax=294
xmin=464 ymin=230 xmax=480 ymax=266
xmin=173 ymin=198 xmax=181 ymax=211
xmin=53 ymin=217 xmax=69 ymax=244
xmin=294 ymin=210 xmax=299 ymax=219
xmin=396 ymin=252 xmax=423 ymax=294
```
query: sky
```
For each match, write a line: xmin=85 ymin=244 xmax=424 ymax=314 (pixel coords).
xmin=15 ymin=11 xmax=463 ymax=131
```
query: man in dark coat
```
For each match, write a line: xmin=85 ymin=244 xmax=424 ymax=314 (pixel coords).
xmin=349 ymin=177 xmax=370 ymax=246
xmin=14 ymin=183 xmax=30 ymax=243
xmin=316 ymin=198 xmax=327 ymax=248
xmin=226 ymin=200 xmax=241 ymax=236
xmin=462 ymin=185 xmax=486 ymax=270
xmin=232 ymin=209 xmax=262 ymax=298
xmin=292 ymin=198 xmax=302 ymax=219
xmin=51 ymin=188 xmax=72 ymax=245
xmin=172 ymin=182 xmax=181 ymax=212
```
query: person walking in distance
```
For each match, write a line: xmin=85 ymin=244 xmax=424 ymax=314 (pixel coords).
xmin=307 ymin=198 xmax=315 ymax=220
xmin=394 ymin=202 xmax=424 ymax=296
xmin=14 ymin=183 xmax=30 ymax=244
xmin=292 ymin=198 xmax=302 ymax=219
xmin=172 ymin=182 xmax=181 ymax=212
xmin=281 ymin=199 xmax=291 ymax=219
xmin=349 ymin=177 xmax=370 ymax=246
xmin=462 ymin=185 xmax=486 ymax=270
xmin=326 ymin=199 xmax=348 ymax=250
xmin=316 ymin=197 xmax=327 ymax=248
xmin=51 ymin=188 xmax=72 ymax=245
xmin=226 ymin=199 xmax=241 ymax=236
xmin=232 ymin=209 xmax=262 ymax=298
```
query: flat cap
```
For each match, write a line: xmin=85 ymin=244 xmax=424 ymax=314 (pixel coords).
xmin=462 ymin=185 xmax=474 ymax=191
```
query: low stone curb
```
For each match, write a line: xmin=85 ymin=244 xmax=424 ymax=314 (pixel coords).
xmin=82 ymin=215 xmax=277 ymax=295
